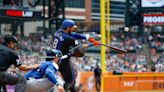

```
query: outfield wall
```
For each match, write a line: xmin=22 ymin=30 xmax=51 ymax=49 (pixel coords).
xmin=78 ymin=72 xmax=164 ymax=92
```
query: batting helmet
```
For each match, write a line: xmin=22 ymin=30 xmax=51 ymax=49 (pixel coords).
xmin=62 ymin=19 xmax=77 ymax=29
xmin=4 ymin=35 xmax=18 ymax=44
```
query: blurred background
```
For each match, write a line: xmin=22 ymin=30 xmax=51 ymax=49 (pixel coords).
xmin=0 ymin=0 xmax=164 ymax=91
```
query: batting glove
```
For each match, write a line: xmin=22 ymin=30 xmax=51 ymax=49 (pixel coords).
xmin=88 ymin=37 xmax=99 ymax=47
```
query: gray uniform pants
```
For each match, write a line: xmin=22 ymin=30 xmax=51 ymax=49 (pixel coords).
xmin=25 ymin=76 xmax=66 ymax=92
xmin=0 ymin=71 xmax=26 ymax=92
xmin=25 ymin=78 xmax=54 ymax=92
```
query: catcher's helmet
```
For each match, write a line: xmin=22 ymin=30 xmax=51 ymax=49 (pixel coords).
xmin=4 ymin=35 xmax=18 ymax=44
xmin=62 ymin=19 xmax=77 ymax=29
xmin=46 ymin=49 xmax=62 ymax=64
xmin=46 ymin=49 xmax=62 ymax=58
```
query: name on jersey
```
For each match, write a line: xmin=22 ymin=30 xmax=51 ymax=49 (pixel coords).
xmin=54 ymin=32 xmax=64 ymax=41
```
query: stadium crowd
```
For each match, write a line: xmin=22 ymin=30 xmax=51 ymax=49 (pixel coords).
xmin=0 ymin=31 xmax=163 ymax=73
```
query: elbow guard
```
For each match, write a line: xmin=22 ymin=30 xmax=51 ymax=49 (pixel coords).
xmin=69 ymin=45 xmax=86 ymax=57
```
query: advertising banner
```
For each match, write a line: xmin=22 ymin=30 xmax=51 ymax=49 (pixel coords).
xmin=143 ymin=14 xmax=164 ymax=25
xmin=142 ymin=0 xmax=164 ymax=7
xmin=78 ymin=72 xmax=164 ymax=91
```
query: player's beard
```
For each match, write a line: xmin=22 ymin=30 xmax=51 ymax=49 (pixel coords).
xmin=68 ymin=29 xmax=71 ymax=34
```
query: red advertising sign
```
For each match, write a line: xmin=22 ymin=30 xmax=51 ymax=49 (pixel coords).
xmin=6 ymin=10 xmax=33 ymax=17
xmin=6 ymin=10 xmax=22 ymax=17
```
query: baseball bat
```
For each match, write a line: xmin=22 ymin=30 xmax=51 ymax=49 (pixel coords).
xmin=100 ymin=43 xmax=127 ymax=53
xmin=61 ymin=43 xmax=127 ymax=59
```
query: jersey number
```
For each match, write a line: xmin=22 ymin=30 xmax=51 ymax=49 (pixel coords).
xmin=53 ymin=38 xmax=59 ymax=49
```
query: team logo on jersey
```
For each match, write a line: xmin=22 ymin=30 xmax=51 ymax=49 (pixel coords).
xmin=75 ymin=40 xmax=79 ymax=45
xmin=16 ymin=59 xmax=21 ymax=65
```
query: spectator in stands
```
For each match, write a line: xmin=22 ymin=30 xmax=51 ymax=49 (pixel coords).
xmin=151 ymin=65 xmax=156 ymax=72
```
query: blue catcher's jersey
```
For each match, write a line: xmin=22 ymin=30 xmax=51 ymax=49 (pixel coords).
xmin=25 ymin=61 xmax=59 ymax=85
xmin=53 ymin=29 xmax=86 ymax=56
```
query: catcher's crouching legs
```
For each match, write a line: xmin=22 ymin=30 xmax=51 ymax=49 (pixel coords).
xmin=14 ymin=73 xmax=27 ymax=92
xmin=64 ymin=81 xmax=76 ymax=92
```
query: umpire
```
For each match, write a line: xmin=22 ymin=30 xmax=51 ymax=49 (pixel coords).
xmin=0 ymin=35 xmax=39 ymax=92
